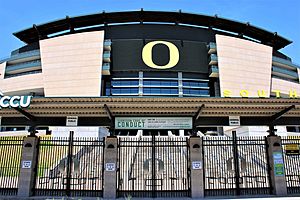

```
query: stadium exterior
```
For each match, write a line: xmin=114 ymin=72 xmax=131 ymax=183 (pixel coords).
xmin=0 ymin=10 xmax=300 ymax=199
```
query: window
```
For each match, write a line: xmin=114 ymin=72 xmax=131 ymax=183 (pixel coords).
xmin=111 ymin=80 xmax=139 ymax=86
xmin=143 ymin=80 xmax=178 ymax=87
xmin=143 ymin=88 xmax=178 ymax=95
xmin=111 ymin=88 xmax=139 ymax=94
xmin=183 ymin=89 xmax=209 ymax=96
xmin=182 ymin=81 xmax=209 ymax=88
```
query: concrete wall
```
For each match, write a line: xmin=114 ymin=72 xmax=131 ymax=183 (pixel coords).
xmin=0 ymin=73 xmax=43 ymax=95
xmin=40 ymin=31 xmax=104 ymax=97
xmin=216 ymin=34 xmax=273 ymax=97
xmin=271 ymin=77 xmax=300 ymax=96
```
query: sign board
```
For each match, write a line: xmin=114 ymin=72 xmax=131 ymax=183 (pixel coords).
xmin=0 ymin=95 xmax=32 ymax=110
xmin=273 ymin=152 xmax=284 ymax=176
xmin=229 ymin=116 xmax=240 ymax=126
xmin=66 ymin=116 xmax=78 ymax=127
xmin=105 ymin=163 xmax=116 ymax=171
xmin=115 ymin=117 xmax=193 ymax=130
xmin=192 ymin=161 xmax=202 ymax=170
xmin=285 ymin=144 xmax=300 ymax=155
xmin=22 ymin=161 xmax=32 ymax=169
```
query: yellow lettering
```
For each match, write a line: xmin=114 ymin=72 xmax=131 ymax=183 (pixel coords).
xmin=272 ymin=90 xmax=281 ymax=98
xmin=289 ymin=90 xmax=298 ymax=98
xmin=257 ymin=90 xmax=267 ymax=98
xmin=142 ymin=41 xmax=179 ymax=69
xmin=240 ymin=90 xmax=249 ymax=98
xmin=223 ymin=89 xmax=232 ymax=97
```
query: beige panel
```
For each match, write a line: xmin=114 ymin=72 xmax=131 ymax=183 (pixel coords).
xmin=40 ymin=31 xmax=104 ymax=97
xmin=271 ymin=78 xmax=300 ymax=97
xmin=216 ymin=34 xmax=273 ymax=97
xmin=0 ymin=73 xmax=43 ymax=94
xmin=0 ymin=62 xmax=5 ymax=80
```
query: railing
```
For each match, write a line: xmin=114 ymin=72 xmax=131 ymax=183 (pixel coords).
xmin=118 ymin=136 xmax=190 ymax=198
xmin=0 ymin=50 xmax=40 ymax=63
xmin=6 ymin=60 xmax=42 ymax=73
xmin=272 ymin=56 xmax=300 ymax=69
xmin=0 ymin=137 xmax=24 ymax=196
xmin=203 ymin=136 xmax=271 ymax=197
xmin=34 ymin=137 xmax=104 ymax=197
xmin=282 ymin=136 xmax=300 ymax=194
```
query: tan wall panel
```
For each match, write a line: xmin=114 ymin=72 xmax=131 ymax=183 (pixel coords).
xmin=271 ymin=78 xmax=300 ymax=96
xmin=0 ymin=62 xmax=5 ymax=80
xmin=0 ymin=73 xmax=43 ymax=93
xmin=216 ymin=34 xmax=273 ymax=97
xmin=40 ymin=31 xmax=104 ymax=97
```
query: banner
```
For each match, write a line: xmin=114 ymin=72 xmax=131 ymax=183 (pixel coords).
xmin=115 ymin=117 xmax=192 ymax=130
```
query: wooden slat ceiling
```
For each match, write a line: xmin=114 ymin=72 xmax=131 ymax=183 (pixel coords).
xmin=0 ymin=97 xmax=299 ymax=117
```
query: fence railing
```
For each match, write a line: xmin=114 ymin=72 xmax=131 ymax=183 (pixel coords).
xmin=282 ymin=136 xmax=300 ymax=194
xmin=203 ymin=136 xmax=271 ymax=196
xmin=117 ymin=136 xmax=190 ymax=198
xmin=34 ymin=136 xmax=104 ymax=197
xmin=1 ymin=135 xmax=300 ymax=198
xmin=0 ymin=137 xmax=24 ymax=196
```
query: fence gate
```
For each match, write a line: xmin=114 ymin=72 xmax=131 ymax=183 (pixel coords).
xmin=203 ymin=135 xmax=271 ymax=196
xmin=34 ymin=133 xmax=104 ymax=197
xmin=118 ymin=135 xmax=190 ymax=198
xmin=282 ymin=136 xmax=300 ymax=194
xmin=0 ymin=137 xmax=23 ymax=196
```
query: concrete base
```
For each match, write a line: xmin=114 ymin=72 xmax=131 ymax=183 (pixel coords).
xmin=17 ymin=137 xmax=39 ymax=197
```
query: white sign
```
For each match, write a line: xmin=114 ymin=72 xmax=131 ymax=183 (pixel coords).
xmin=229 ymin=116 xmax=240 ymax=126
xmin=66 ymin=116 xmax=78 ymax=127
xmin=22 ymin=161 xmax=32 ymax=169
xmin=115 ymin=117 xmax=193 ymax=130
xmin=105 ymin=163 xmax=116 ymax=171
xmin=192 ymin=161 xmax=202 ymax=170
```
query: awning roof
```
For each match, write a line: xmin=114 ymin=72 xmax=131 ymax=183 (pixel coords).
xmin=1 ymin=97 xmax=299 ymax=117
xmin=13 ymin=10 xmax=291 ymax=50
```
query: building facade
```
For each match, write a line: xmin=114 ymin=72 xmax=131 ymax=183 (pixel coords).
xmin=0 ymin=10 xmax=300 ymax=136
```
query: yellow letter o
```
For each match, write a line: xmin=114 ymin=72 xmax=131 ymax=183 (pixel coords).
xmin=142 ymin=41 xmax=179 ymax=69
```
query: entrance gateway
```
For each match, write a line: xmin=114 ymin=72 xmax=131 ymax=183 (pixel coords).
xmin=115 ymin=117 xmax=192 ymax=198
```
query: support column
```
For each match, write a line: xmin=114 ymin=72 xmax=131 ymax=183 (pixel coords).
xmin=103 ymin=136 xmax=118 ymax=199
xmin=267 ymin=135 xmax=287 ymax=196
xmin=189 ymin=136 xmax=204 ymax=198
xmin=17 ymin=136 xmax=39 ymax=197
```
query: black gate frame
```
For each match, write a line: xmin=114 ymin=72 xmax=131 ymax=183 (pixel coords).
xmin=117 ymin=134 xmax=191 ymax=198
xmin=203 ymin=133 xmax=272 ymax=196
xmin=34 ymin=132 xmax=105 ymax=197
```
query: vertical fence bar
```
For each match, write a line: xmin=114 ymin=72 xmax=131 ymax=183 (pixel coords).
xmin=232 ymin=131 xmax=240 ymax=195
xmin=66 ymin=131 xmax=73 ymax=196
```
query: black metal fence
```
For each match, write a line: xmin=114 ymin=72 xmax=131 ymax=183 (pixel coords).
xmin=282 ymin=136 xmax=300 ymax=194
xmin=203 ymin=135 xmax=271 ymax=196
xmin=117 ymin=136 xmax=190 ymax=198
xmin=34 ymin=135 xmax=104 ymax=197
xmin=0 ymin=136 xmax=24 ymax=196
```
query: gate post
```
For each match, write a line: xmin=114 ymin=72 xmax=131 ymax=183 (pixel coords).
xmin=103 ymin=136 xmax=118 ymax=199
xmin=17 ymin=136 xmax=39 ymax=197
xmin=189 ymin=136 xmax=204 ymax=198
xmin=266 ymin=135 xmax=287 ymax=196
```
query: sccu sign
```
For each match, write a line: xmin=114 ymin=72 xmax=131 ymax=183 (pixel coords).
xmin=0 ymin=91 xmax=32 ymax=109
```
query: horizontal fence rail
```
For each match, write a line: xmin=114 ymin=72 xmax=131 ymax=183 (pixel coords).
xmin=34 ymin=137 xmax=104 ymax=197
xmin=117 ymin=136 xmax=190 ymax=198
xmin=0 ymin=137 xmax=24 ymax=196
xmin=282 ymin=136 xmax=300 ymax=194
xmin=203 ymin=136 xmax=271 ymax=196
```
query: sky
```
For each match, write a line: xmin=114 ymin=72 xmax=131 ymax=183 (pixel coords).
xmin=0 ymin=0 xmax=299 ymax=63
